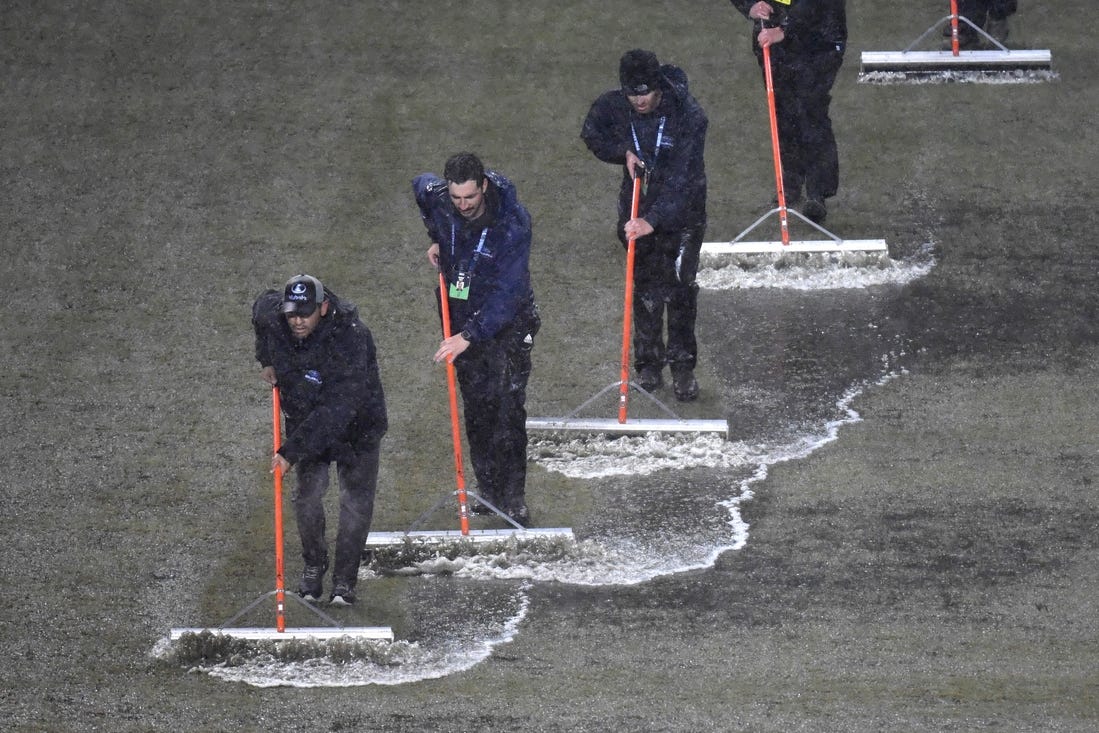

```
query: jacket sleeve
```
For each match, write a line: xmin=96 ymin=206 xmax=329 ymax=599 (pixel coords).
xmin=729 ymin=0 xmax=754 ymax=20
xmin=580 ymin=92 xmax=632 ymax=165
xmin=644 ymin=99 xmax=708 ymax=232
xmin=412 ymin=173 xmax=448 ymax=245
xmin=279 ymin=322 xmax=387 ymax=464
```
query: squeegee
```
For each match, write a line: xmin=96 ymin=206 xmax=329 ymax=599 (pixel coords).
xmin=527 ymin=177 xmax=729 ymax=437
xmin=170 ymin=388 xmax=393 ymax=642
xmin=365 ymin=272 xmax=573 ymax=550
xmin=703 ymin=42 xmax=888 ymax=261
xmin=858 ymin=1 xmax=1053 ymax=83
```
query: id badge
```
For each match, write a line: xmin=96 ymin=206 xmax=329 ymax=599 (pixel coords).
xmin=642 ymin=166 xmax=652 ymax=197
xmin=449 ymin=271 xmax=470 ymax=300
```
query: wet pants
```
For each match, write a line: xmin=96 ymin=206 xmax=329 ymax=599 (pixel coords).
xmin=760 ymin=46 xmax=844 ymax=202
xmin=292 ymin=442 xmax=380 ymax=589
xmin=455 ymin=309 xmax=539 ymax=514
xmin=630 ymin=226 xmax=703 ymax=375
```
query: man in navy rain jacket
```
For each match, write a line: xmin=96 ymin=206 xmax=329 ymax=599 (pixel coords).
xmin=412 ymin=152 xmax=540 ymax=527
xmin=581 ymin=48 xmax=708 ymax=401
xmin=253 ymin=274 xmax=387 ymax=606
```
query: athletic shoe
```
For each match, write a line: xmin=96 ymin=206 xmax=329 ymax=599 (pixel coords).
xmin=672 ymin=370 xmax=699 ymax=402
xmin=469 ymin=500 xmax=494 ymax=516
xmin=298 ymin=563 xmax=327 ymax=602
xmin=330 ymin=582 xmax=356 ymax=606
xmin=506 ymin=505 xmax=531 ymax=528
xmin=638 ymin=367 xmax=663 ymax=392
xmin=802 ymin=198 xmax=827 ymax=225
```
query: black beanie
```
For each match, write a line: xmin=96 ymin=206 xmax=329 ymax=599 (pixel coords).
xmin=619 ymin=49 xmax=661 ymax=95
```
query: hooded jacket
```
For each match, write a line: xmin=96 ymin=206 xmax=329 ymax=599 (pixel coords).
xmin=412 ymin=170 xmax=536 ymax=344
xmin=252 ymin=289 xmax=387 ymax=465
xmin=580 ymin=63 xmax=707 ymax=235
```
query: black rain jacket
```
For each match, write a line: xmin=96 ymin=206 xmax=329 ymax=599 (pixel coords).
xmin=729 ymin=0 xmax=847 ymax=59
xmin=252 ymin=289 xmax=387 ymax=465
xmin=580 ymin=64 xmax=707 ymax=235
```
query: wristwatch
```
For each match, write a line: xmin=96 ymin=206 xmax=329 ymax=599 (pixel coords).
xmin=460 ymin=330 xmax=472 ymax=341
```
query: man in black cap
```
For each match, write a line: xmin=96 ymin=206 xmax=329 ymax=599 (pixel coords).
xmin=581 ymin=49 xmax=708 ymax=401
xmin=729 ymin=0 xmax=846 ymax=224
xmin=251 ymin=274 xmax=387 ymax=606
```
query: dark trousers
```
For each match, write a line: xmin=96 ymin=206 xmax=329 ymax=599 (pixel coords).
xmin=292 ymin=442 xmax=380 ymax=589
xmin=630 ymin=226 xmax=703 ymax=375
xmin=455 ymin=310 xmax=538 ymax=513
xmin=762 ymin=47 xmax=843 ymax=202
xmin=958 ymin=0 xmax=1018 ymax=24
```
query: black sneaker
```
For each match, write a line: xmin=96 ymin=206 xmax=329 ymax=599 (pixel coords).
xmin=672 ymin=370 xmax=700 ymax=402
xmin=506 ymin=505 xmax=531 ymax=528
xmin=298 ymin=563 xmax=327 ymax=602
xmin=469 ymin=499 xmax=494 ymax=516
xmin=638 ymin=367 xmax=663 ymax=392
xmin=802 ymin=198 xmax=827 ymax=224
xmin=330 ymin=582 xmax=356 ymax=606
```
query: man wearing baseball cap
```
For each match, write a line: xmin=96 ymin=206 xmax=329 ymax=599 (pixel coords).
xmin=251 ymin=274 xmax=388 ymax=606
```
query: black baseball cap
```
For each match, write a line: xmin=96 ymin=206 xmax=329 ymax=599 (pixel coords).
xmin=281 ymin=274 xmax=324 ymax=316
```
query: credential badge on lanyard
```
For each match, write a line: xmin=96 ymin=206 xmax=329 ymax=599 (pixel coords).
xmin=631 ymin=115 xmax=665 ymax=197
xmin=449 ymin=225 xmax=488 ymax=301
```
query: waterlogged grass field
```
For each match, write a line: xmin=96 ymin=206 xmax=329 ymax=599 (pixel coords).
xmin=3 ymin=0 xmax=1098 ymax=729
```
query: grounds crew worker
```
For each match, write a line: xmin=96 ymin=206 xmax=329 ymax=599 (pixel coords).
xmin=412 ymin=152 xmax=540 ymax=527
xmin=581 ymin=48 xmax=708 ymax=402
xmin=252 ymin=274 xmax=387 ymax=606
xmin=729 ymin=0 xmax=846 ymax=225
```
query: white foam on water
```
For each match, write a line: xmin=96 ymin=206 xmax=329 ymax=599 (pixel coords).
xmin=158 ymin=369 xmax=906 ymax=688
xmin=155 ymin=582 xmax=533 ymax=688
xmin=453 ymin=370 xmax=907 ymax=587
xmin=859 ymin=69 xmax=1058 ymax=85
xmin=698 ymin=245 xmax=934 ymax=290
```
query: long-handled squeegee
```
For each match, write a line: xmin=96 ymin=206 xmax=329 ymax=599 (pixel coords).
xmin=527 ymin=177 xmax=729 ymax=436
xmin=365 ymin=272 xmax=573 ymax=550
xmin=702 ymin=42 xmax=888 ymax=260
xmin=859 ymin=0 xmax=1053 ymax=83
xmin=170 ymin=387 xmax=393 ymax=641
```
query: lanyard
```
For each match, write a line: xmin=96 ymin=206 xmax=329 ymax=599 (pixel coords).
xmin=630 ymin=115 xmax=666 ymax=167
xmin=449 ymin=224 xmax=489 ymax=279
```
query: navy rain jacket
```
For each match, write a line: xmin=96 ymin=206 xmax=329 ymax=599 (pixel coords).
xmin=580 ymin=63 xmax=708 ymax=235
xmin=412 ymin=170 xmax=535 ymax=343
xmin=252 ymin=289 xmax=387 ymax=465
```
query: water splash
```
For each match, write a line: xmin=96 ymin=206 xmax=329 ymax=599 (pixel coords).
xmin=153 ymin=580 xmax=533 ymax=688
xmin=698 ymin=244 xmax=934 ymax=290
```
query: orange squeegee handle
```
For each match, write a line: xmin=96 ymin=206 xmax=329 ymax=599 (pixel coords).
xmin=949 ymin=0 xmax=960 ymax=56
xmin=618 ymin=176 xmax=642 ymax=423
xmin=438 ymin=271 xmax=471 ymax=535
xmin=271 ymin=386 xmax=286 ymax=633
xmin=762 ymin=42 xmax=790 ymax=246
